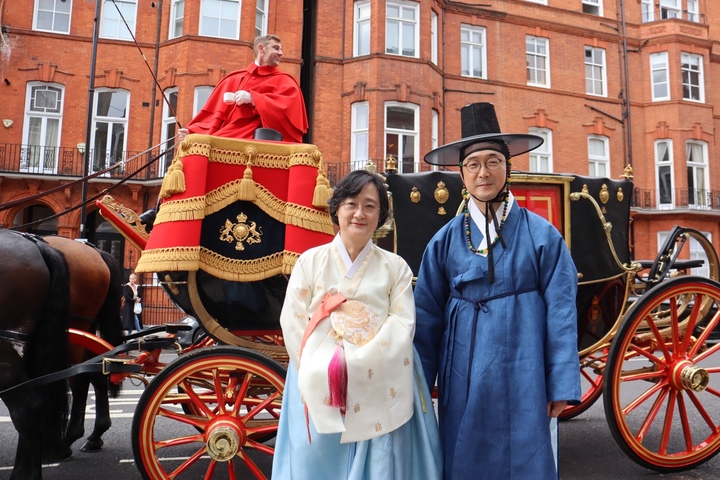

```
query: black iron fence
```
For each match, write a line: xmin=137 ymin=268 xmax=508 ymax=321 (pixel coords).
xmin=632 ymin=187 xmax=720 ymax=211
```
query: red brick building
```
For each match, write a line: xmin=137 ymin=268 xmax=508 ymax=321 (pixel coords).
xmin=1 ymin=0 xmax=719 ymax=274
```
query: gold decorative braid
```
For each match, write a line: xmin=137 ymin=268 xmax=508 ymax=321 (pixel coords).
xmin=154 ymin=196 xmax=206 ymax=225
xmin=286 ymin=203 xmax=334 ymax=235
xmin=134 ymin=246 xmax=201 ymax=273
xmin=98 ymin=195 xmax=149 ymax=241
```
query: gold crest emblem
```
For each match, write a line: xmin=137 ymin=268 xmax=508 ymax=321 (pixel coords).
xmin=219 ymin=212 xmax=263 ymax=251
xmin=434 ymin=181 xmax=449 ymax=215
xmin=410 ymin=186 xmax=421 ymax=203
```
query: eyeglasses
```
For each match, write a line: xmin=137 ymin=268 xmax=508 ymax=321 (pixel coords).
xmin=341 ymin=201 xmax=378 ymax=214
xmin=462 ymin=158 xmax=504 ymax=173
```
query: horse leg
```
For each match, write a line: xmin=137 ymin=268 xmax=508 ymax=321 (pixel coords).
xmin=62 ymin=375 xmax=91 ymax=458
xmin=5 ymin=391 xmax=45 ymax=480
xmin=80 ymin=374 xmax=112 ymax=452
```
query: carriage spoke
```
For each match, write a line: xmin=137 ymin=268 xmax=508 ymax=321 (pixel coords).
xmin=634 ymin=386 xmax=669 ymax=441
xmin=226 ymin=458 xmax=238 ymax=480
xmin=679 ymin=294 xmax=702 ymax=354
xmin=154 ymin=432 xmax=205 ymax=449
xmin=212 ymin=370 xmax=227 ymax=415
xmin=676 ymin=393 xmax=694 ymax=453
xmin=157 ymin=406 xmax=207 ymax=428
xmin=242 ymin=391 xmax=282 ymax=422
xmin=238 ymin=449 xmax=269 ymax=478
xmin=231 ymin=372 xmax=254 ymax=417
xmin=168 ymin=445 xmax=208 ymax=478
xmin=686 ymin=390 xmax=720 ymax=432
xmin=658 ymin=390 xmax=677 ymax=455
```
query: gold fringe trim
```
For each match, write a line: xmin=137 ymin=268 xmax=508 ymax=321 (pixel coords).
xmin=135 ymin=246 xmax=201 ymax=273
xmin=282 ymin=252 xmax=300 ymax=275
xmin=312 ymin=169 xmax=332 ymax=209
xmin=286 ymin=203 xmax=334 ymax=235
xmin=159 ymin=158 xmax=186 ymax=199
xmin=154 ymin=196 xmax=207 ymax=225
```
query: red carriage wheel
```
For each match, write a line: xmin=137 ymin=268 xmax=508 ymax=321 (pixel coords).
xmin=560 ymin=350 xmax=605 ymax=420
xmin=132 ymin=346 xmax=285 ymax=479
xmin=603 ymin=276 xmax=720 ymax=472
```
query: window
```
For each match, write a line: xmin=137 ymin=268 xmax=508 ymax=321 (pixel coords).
xmin=354 ymin=1 xmax=371 ymax=57
xmin=461 ymin=25 xmax=486 ymax=78
xmin=351 ymin=102 xmax=369 ymax=171
xmin=194 ymin=86 xmax=213 ymax=116
xmin=526 ymin=36 xmax=549 ymax=87
xmin=33 ymin=0 xmax=71 ymax=34
xmin=660 ymin=0 xmax=681 ymax=19
xmin=641 ymin=0 xmax=654 ymax=22
xmin=100 ymin=0 xmax=137 ymax=41
xmin=650 ymin=52 xmax=669 ymax=101
xmin=582 ymin=0 xmax=602 ymax=16
xmin=430 ymin=10 xmax=438 ymax=65
xmin=21 ymin=83 xmax=64 ymax=174
xmin=529 ymin=128 xmax=552 ymax=172
xmin=160 ymin=88 xmax=178 ymax=176
xmin=526 ymin=0 xmax=547 ymax=4
xmin=686 ymin=141 xmax=708 ymax=208
xmin=255 ymin=0 xmax=267 ymax=37
xmin=431 ymin=109 xmax=439 ymax=171
xmin=681 ymin=53 xmax=704 ymax=102
xmin=655 ymin=139 xmax=674 ymax=207
xmin=170 ymin=0 xmax=184 ymax=39
xmin=200 ymin=0 xmax=240 ymax=40
xmin=385 ymin=103 xmax=419 ymax=173
xmin=91 ymin=89 xmax=129 ymax=175
xmin=686 ymin=0 xmax=700 ymax=22
xmin=588 ymin=136 xmax=608 ymax=176
xmin=584 ymin=46 xmax=606 ymax=96
xmin=386 ymin=1 xmax=418 ymax=57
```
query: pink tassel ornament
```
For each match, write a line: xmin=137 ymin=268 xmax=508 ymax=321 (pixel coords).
xmin=327 ymin=342 xmax=347 ymax=414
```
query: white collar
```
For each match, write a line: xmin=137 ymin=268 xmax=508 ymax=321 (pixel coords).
xmin=333 ymin=234 xmax=373 ymax=279
xmin=467 ymin=191 xmax=514 ymax=257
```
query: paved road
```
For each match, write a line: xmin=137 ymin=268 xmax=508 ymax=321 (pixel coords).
xmin=2 ymin=350 xmax=720 ymax=479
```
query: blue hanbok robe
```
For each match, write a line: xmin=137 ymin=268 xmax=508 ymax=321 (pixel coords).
xmin=414 ymin=205 xmax=581 ymax=480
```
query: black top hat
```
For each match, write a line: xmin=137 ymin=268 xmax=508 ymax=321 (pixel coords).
xmin=424 ymin=102 xmax=544 ymax=166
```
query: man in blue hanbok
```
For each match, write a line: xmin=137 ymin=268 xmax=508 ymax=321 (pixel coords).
xmin=414 ymin=102 xmax=581 ymax=479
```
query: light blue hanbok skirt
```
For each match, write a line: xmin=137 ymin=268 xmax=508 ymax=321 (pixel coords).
xmin=271 ymin=348 xmax=442 ymax=479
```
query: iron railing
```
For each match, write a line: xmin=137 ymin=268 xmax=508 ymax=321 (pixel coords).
xmin=632 ymin=187 xmax=720 ymax=212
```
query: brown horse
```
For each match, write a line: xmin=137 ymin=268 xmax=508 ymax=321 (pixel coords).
xmin=0 ymin=229 xmax=71 ymax=480
xmin=43 ymin=236 xmax=124 ymax=458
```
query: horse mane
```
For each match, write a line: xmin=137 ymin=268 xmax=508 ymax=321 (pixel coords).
xmin=25 ymin=237 xmax=71 ymax=460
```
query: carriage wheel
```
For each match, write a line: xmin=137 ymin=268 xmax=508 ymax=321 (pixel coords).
xmin=603 ymin=276 xmax=720 ymax=472
xmin=560 ymin=350 xmax=605 ymax=420
xmin=132 ymin=346 xmax=285 ymax=480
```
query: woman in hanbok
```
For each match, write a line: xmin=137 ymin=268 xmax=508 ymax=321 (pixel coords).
xmin=272 ymin=170 xmax=442 ymax=479
xmin=414 ymin=103 xmax=581 ymax=479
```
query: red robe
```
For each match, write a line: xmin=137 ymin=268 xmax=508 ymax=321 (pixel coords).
xmin=187 ymin=63 xmax=308 ymax=143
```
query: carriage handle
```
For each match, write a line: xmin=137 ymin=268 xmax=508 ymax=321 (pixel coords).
xmin=569 ymin=191 xmax=642 ymax=275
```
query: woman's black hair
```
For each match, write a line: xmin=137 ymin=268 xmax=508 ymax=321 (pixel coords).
xmin=327 ymin=170 xmax=390 ymax=229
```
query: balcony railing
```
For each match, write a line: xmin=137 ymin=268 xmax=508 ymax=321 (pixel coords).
xmin=632 ymin=187 xmax=720 ymax=212
xmin=642 ymin=7 xmax=705 ymax=24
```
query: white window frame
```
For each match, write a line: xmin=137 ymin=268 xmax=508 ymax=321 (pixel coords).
xmin=385 ymin=1 xmax=419 ymax=58
xmin=526 ymin=36 xmax=550 ymax=88
xmin=255 ymin=0 xmax=267 ymax=37
xmin=193 ymin=86 xmax=214 ymax=116
xmin=100 ymin=0 xmax=137 ymax=41
xmin=385 ymin=102 xmax=419 ymax=173
xmin=169 ymin=0 xmax=185 ymax=39
xmin=585 ymin=46 xmax=607 ymax=97
xmin=91 ymin=89 xmax=130 ymax=176
xmin=354 ymin=1 xmax=371 ymax=57
xmin=430 ymin=10 xmax=438 ymax=65
xmin=655 ymin=139 xmax=674 ymax=208
xmin=21 ymin=82 xmax=64 ymax=174
xmin=160 ymin=88 xmax=178 ymax=176
xmin=529 ymin=128 xmax=552 ymax=173
xmin=650 ymin=52 xmax=670 ymax=101
xmin=588 ymin=135 xmax=609 ymax=177
xmin=660 ymin=0 xmax=681 ymax=19
xmin=199 ymin=0 xmax=241 ymax=40
xmin=526 ymin=0 xmax=548 ymax=4
xmin=681 ymin=52 xmax=704 ymax=103
xmin=33 ymin=0 xmax=72 ymax=34
xmin=686 ymin=140 xmax=709 ymax=208
xmin=431 ymin=109 xmax=439 ymax=171
xmin=461 ymin=24 xmax=486 ymax=79
xmin=641 ymin=0 xmax=654 ymax=22
xmin=351 ymin=102 xmax=370 ymax=171
xmin=687 ymin=0 xmax=699 ymax=22
xmin=582 ymin=0 xmax=602 ymax=16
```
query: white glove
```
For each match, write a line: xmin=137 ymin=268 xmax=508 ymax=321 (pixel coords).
xmin=178 ymin=128 xmax=188 ymax=141
xmin=234 ymin=90 xmax=254 ymax=106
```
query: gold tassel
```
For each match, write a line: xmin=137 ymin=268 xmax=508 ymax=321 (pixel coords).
xmin=159 ymin=160 xmax=186 ymax=199
xmin=312 ymin=170 xmax=332 ymax=209
xmin=237 ymin=163 xmax=257 ymax=201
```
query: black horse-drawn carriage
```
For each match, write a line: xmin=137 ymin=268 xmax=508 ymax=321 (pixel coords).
xmin=9 ymin=133 xmax=715 ymax=479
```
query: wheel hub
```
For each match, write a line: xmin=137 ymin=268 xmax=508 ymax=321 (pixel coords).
xmin=205 ymin=419 xmax=244 ymax=462
xmin=672 ymin=360 xmax=709 ymax=392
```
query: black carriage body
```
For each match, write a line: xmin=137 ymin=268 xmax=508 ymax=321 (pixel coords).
xmin=386 ymin=170 xmax=634 ymax=353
